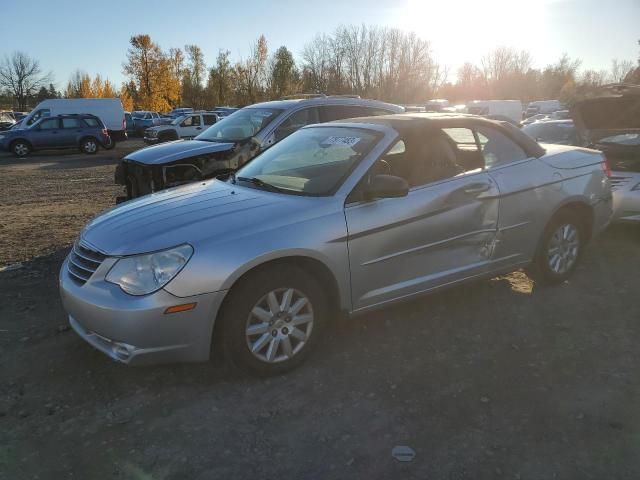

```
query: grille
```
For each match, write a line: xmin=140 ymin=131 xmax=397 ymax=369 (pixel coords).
xmin=610 ymin=175 xmax=631 ymax=191
xmin=67 ymin=241 xmax=106 ymax=285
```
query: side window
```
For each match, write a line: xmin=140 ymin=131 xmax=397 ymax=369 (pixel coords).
xmin=62 ymin=118 xmax=81 ymax=129
xmin=192 ymin=115 xmax=201 ymax=126
xmin=363 ymin=107 xmax=395 ymax=117
xmin=273 ymin=108 xmax=319 ymax=142
xmin=27 ymin=109 xmax=51 ymax=126
xmin=203 ymin=114 xmax=217 ymax=126
xmin=181 ymin=116 xmax=195 ymax=127
xmin=39 ymin=118 xmax=59 ymax=130
xmin=83 ymin=117 xmax=100 ymax=127
xmin=320 ymin=105 xmax=368 ymax=122
xmin=475 ymin=126 xmax=528 ymax=168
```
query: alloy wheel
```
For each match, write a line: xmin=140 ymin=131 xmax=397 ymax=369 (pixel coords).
xmin=245 ymin=288 xmax=314 ymax=364
xmin=84 ymin=140 xmax=97 ymax=153
xmin=14 ymin=143 xmax=28 ymax=156
xmin=547 ymin=223 xmax=580 ymax=275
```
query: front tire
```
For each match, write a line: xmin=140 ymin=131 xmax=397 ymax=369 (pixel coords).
xmin=531 ymin=212 xmax=585 ymax=284
xmin=219 ymin=265 xmax=328 ymax=377
xmin=11 ymin=140 xmax=31 ymax=157
xmin=80 ymin=137 xmax=99 ymax=155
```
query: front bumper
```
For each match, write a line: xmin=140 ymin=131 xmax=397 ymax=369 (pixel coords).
xmin=611 ymin=172 xmax=640 ymax=222
xmin=143 ymin=136 xmax=160 ymax=145
xmin=59 ymin=256 xmax=227 ymax=365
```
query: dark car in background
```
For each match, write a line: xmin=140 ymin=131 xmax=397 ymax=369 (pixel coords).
xmin=0 ymin=113 xmax=111 ymax=157
xmin=572 ymin=83 xmax=640 ymax=223
xmin=521 ymin=119 xmax=582 ymax=145
xmin=115 ymin=96 xmax=404 ymax=200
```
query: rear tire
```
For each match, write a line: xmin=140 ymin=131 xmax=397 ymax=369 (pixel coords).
xmin=102 ymin=137 xmax=115 ymax=150
xmin=80 ymin=137 xmax=99 ymax=155
xmin=219 ymin=265 xmax=328 ymax=377
xmin=11 ymin=140 xmax=31 ymax=157
xmin=530 ymin=212 xmax=585 ymax=284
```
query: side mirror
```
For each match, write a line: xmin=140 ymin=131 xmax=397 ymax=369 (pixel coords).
xmin=364 ymin=174 xmax=409 ymax=200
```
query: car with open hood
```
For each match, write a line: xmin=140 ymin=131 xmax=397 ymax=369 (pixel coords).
xmin=114 ymin=96 xmax=404 ymax=201
xmin=572 ymin=83 xmax=640 ymax=222
xmin=60 ymin=113 xmax=612 ymax=376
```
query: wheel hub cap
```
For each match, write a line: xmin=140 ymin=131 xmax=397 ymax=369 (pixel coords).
xmin=245 ymin=288 xmax=314 ymax=364
xmin=547 ymin=223 xmax=580 ymax=275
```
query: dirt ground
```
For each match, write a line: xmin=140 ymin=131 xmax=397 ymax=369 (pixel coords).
xmin=1 ymin=145 xmax=640 ymax=479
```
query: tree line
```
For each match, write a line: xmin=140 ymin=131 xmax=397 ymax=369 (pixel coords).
xmin=1 ymin=28 xmax=638 ymax=112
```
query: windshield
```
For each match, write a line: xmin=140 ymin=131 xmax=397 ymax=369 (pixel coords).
xmin=234 ymin=126 xmax=380 ymax=196
xmin=196 ymin=107 xmax=283 ymax=142
xmin=171 ymin=115 xmax=186 ymax=126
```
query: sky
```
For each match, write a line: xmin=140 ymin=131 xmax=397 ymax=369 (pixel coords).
xmin=1 ymin=0 xmax=638 ymax=89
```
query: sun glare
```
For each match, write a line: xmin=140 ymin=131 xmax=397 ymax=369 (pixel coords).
xmin=398 ymin=0 xmax=548 ymax=72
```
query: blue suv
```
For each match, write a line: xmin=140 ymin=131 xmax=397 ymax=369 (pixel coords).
xmin=0 ymin=114 xmax=111 ymax=157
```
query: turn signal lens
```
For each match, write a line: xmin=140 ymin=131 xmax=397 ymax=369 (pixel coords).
xmin=164 ymin=303 xmax=197 ymax=314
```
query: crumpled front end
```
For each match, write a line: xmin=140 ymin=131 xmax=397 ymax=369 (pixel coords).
xmin=115 ymin=140 xmax=256 ymax=202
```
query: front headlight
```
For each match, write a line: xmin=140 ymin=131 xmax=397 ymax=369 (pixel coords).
xmin=105 ymin=244 xmax=193 ymax=295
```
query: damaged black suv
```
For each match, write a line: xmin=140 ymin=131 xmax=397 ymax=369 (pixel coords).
xmin=114 ymin=96 xmax=403 ymax=200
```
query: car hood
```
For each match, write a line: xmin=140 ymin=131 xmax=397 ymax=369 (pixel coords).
xmin=80 ymin=179 xmax=334 ymax=256
xmin=123 ymin=139 xmax=236 ymax=165
xmin=571 ymin=83 xmax=640 ymax=144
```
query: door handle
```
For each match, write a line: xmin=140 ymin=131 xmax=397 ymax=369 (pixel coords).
xmin=464 ymin=183 xmax=491 ymax=194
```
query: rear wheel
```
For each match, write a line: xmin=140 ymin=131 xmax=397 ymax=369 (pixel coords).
xmin=102 ymin=137 xmax=115 ymax=150
xmin=11 ymin=140 xmax=31 ymax=157
xmin=531 ymin=212 xmax=585 ymax=284
xmin=219 ymin=265 xmax=327 ymax=376
xmin=80 ymin=137 xmax=99 ymax=154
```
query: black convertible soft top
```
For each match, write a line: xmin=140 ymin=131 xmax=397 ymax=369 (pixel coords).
xmin=342 ymin=113 xmax=546 ymax=158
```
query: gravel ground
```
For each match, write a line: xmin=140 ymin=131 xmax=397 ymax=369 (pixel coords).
xmin=1 ymin=146 xmax=639 ymax=479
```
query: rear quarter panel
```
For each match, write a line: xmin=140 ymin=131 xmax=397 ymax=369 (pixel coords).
xmin=489 ymin=146 xmax=611 ymax=264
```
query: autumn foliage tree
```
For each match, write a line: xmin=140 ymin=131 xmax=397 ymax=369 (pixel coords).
xmin=122 ymin=34 xmax=181 ymax=111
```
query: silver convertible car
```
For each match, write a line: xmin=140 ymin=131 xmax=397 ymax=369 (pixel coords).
xmin=60 ymin=114 xmax=612 ymax=376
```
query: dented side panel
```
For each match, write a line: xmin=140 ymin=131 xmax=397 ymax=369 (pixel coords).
xmin=345 ymin=171 xmax=500 ymax=312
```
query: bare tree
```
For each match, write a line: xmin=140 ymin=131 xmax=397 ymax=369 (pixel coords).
xmin=0 ymin=51 xmax=51 ymax=110
xmin=610 ymin=59 xmax=635 ymax=83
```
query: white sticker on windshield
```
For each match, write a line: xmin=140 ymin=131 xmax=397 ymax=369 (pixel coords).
xmin=321 ymin=136 xmax=361 ymax=147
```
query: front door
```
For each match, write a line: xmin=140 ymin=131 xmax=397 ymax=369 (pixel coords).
xmin=180 ymin=115 xmax=202 ymax=138
xmin=345 ymin=129 xmax=500 ymax=311
xmin=30 ymin=118 xmax=63 ymax=148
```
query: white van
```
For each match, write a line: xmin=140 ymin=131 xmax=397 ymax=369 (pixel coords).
xmin=21 ymin=98 xmax=126 ymax=142
xmin=466 ymin=100 xmax=523 ymax=124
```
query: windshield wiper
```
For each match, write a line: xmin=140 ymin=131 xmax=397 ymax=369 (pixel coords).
xmin=237 ymin=176 xmax=283 ymax=192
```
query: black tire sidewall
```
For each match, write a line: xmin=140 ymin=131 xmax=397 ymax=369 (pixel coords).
xmin=220 ymin=265 xmax=328 ymax=377
xmin=534 ymin=212 xmax=585 ymax=284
